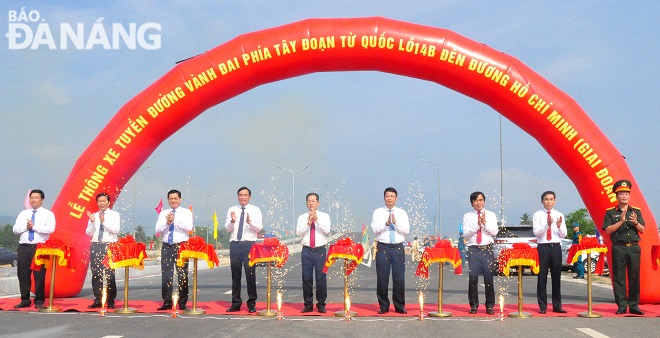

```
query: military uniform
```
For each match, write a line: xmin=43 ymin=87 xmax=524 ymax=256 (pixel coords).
xmin=602 ymin=180 xmax=645 ymax=314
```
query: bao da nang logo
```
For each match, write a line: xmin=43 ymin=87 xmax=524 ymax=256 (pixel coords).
xmin=6 ymin=7 xmax=161 ymax=50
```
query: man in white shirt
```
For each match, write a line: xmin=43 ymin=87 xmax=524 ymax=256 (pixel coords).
xmin=85 ymin=192 xmax=120 ymax=309
xmin=462 ymin=191 xmax=498 ymax=315
xmin=155 ymin=189 xmax=193 ymax=311
xmin=13 ymin=189 xmax=56 ymax=309
xmin=533 ymin=190 xmax=567 ymax=314
xmin=296 ymin=193 xmax=331 ymax=313
xmin=371 ymin=187 xmax=410 ymax=314
xmin=225 ymin=187 xmax=263 ymax=313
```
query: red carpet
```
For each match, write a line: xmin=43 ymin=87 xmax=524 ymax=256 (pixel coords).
xmin=1 ymin=297 xmax=658 ymax=317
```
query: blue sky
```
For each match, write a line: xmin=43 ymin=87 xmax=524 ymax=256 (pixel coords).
xmin=1 ymin=1 xmax=657 ymax=238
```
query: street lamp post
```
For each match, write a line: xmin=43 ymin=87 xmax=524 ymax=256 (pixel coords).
xmin=278 ymin=165 xmax=310 ymax=237
xmin=206 ymin=192 xmax=219 ymax=244
xmin=421 ymin=159 xmax=442 ymax=238
xmin=132 ymin=165 xmax=151 ymax=236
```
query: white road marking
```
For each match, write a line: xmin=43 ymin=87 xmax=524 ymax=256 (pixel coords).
xmin=576 ymin=328 xmax=610 ymax=338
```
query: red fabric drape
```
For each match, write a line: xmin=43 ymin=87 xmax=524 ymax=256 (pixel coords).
xmin=103 ymin=235 xmax=148 ymax=270
xmin=567 ymin=237 xmax=608 ymax=275
xmin=177 ymin=235 xmax=220 ymax=268
xmin=415 ymin=240 xmax=462 ymax=278
xmin=32 ymin=238 xmax=74 ymax=271
xmin=248 ymin=238 xmax=289 ymax=268
xmin=323 ymin=238 xmax=364 ymax=276
xmin=498 ymin=243 xmax=540 ymax=276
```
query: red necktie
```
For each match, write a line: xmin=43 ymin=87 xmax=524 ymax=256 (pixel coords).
xmin=546 ymin=210 xmax=552 ymax=240
xmin=310 ymin=220 xmax=316 ymax=248
xmin=476 ymin=211 xmax=482 ymax=245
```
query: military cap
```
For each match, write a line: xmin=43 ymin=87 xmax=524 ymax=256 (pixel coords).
xmin=613 ymin=179 xmax=632 ymax=193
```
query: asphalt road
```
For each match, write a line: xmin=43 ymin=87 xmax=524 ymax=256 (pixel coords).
xmin=1 ymin=253 xmax=655 ymax=338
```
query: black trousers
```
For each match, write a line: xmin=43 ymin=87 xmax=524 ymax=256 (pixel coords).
xmin=467 ymin=245 xmax=495 ymax=310
xmin=90 ymin=242 xmax=116 ymax=305
xmin=611 ymin=243 xmax=641 ymax=309
xmin=161 ymin=243 xmax=189 ymax=307
xmin=537 ymin=243 xmax=563 ymax=311
xmin=301 ymin=245 xmax=327 ymax=308
xmin=230 ymin=241 xmax=257 ymax=308
xmin=375 ymin=242 xmax=405 ymax=312
xmin=17 ymin=244 xmax=45 ymax=305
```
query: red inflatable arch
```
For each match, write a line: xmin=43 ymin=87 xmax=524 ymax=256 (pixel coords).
xmin=48 ymin=17 xmax=658 ymax=301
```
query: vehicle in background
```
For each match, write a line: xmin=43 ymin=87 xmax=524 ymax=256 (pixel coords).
xmin=0 ymin=247 xmax=18 ymax=267
xmin=493 ymin=224 xmax=537 ymax=275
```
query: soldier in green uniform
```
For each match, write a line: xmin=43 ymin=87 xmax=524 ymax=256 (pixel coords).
xmin=602 ymin=179 xmax=646 ymax=315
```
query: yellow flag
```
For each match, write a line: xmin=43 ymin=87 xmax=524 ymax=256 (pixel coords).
xmin=213 ymin=211 xmax=218 ymax=239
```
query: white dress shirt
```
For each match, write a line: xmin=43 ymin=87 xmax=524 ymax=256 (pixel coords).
xmin=155 ymin=207 xmax=193 ymax=244
xmin=13 ymin=207 xmax=56 ymax=244
xmin=296 ymin=210 xmax=331 ymax=247
xmin=532 ymin=208 xmax=567 ymax=244
xmin=225 ymin=204 xmax=263 ymax=241
xmin=462 ymin=209 xmax=498 ymax=246
xmin=371 ymin=206 xmax=410 ymax=244
xmin=86 ymin=209 xmax=120 ymax=243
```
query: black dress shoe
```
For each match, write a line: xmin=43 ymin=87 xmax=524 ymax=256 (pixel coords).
xmin=226 ymin=306 xmax=241 ymax=312
xmin=377 ymin=309 xmax=389 ymax=314
xmin=539 ymin=309 xmax=546 ymax=314
xmin=14 ymin=301 xmax=31 ymax=309
xmin=553 ymin=309 xmax=567 ymax=313
xmin=317 ymin=307 xmax=327 ymax=314
xmin=395 ymin=309 xmax=407 ymax=314
xmin=469 ymin=308 xmax=477 ymax=314
xmin=248 ymin=307 xmax=256 ymax=313
xmin=107 ymin=303 xmax=115 ymax=309
xmin=87 ymin=303 xmax=102 ymax=309
xmin=179 ymin=304 xmax=187 ymax=311
xmin=157 ymin=304 xmax=172 ymax=311
xmin=573 ymin=275 xmax=584 ymax=279
xmin=486 ymin=308 xmax=495 ymax=315
xmin=615 ymin=307 xmax=626 ymax=315
xmin=629 ymin=308 xmax=645 ymax=315
xmin=301 ymin=306 xmax=313 ymax=313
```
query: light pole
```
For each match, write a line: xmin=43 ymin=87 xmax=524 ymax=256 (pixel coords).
xmin=278 ymin=165 xmax=310 ymax=237
xmin=206 ymin=192 xmax=219 ymax=243
xmin=499 ymin=115 xmax=505 ymax=226
xmin=132 ymin=165 xmax=151 ymax=236
xmin=421 ymin=159 xmax=442 ymax=238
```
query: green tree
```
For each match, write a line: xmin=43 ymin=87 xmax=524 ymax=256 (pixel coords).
xmin=565 ymin=208 xmax=597 ymax=238
xmin=134 ymin=225 xmax=147 ymax=243
xmin=519 ymin=213 xmax=532 ymax=225
xmin=0 ymin=224 xmax=19 ymax=250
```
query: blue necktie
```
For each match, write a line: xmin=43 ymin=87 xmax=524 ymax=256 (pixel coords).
xmin=97 ymin=211 xmax=105 ymax=242
xmin=389 ymin=209 xmax=395 ymax=244
xmin=29 ymin=210 xmax=36 ymax=242
xmin=168 ymin=209 xmax=176 ymax=245
xmin=237 ymin=207 xmax=245 ymax=241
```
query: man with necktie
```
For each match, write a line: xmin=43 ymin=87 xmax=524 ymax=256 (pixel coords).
xmin=603 ymin=179 xmax=646 ymax=315
xmin=533 ymin=191 xmax=567 ymax=314
xmin=462 ymin=191 xmax=498 ymax=315
xmin=12 ymin=189 xmax=56 ymax=309
xmin=296 ymin=192 xmax=331 ymax=313
xmin=225 ymin=186 xmax=263 ymax=313
xmin=371 ymin=187 xmax=410 ymax=314
xmin=85 ymin=192 xmax=120 ymax=309
xmin=155 ymin=189 xmax=193 ymax=311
